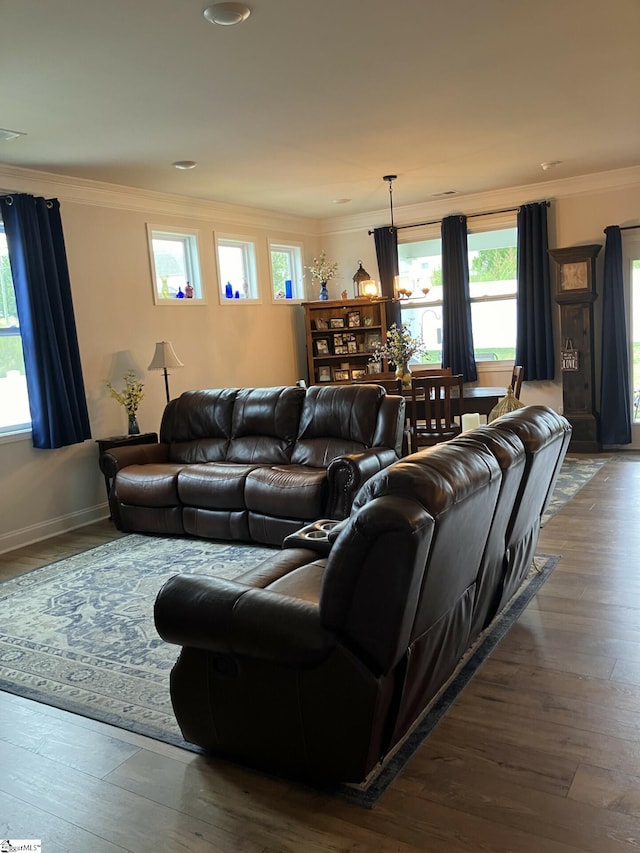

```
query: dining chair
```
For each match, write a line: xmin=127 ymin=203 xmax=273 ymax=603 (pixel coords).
xmin=408 ymin=374 xmax=465 ymax=449
xmin=351 ymin=372 xmax=402 ymax=394
xmin=409 ymin=366 xmax=453 ymax=377
xmin=510 ymin=365 xmax=524 ymax=399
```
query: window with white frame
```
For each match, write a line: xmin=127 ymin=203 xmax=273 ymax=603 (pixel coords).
xmin=147 ymin=225 xmax=204 ymax=304
xmin=215 ymin=234 xmax=259 ymax=303
xmin=269 ymin=240 xmax=304 ymax=301
xmin=627 ymin=237 xmax=640 ymax=421
xmin=398 ymin=226 xmax=518 ymax=364
xmin=0 ymin=223 xmax=30 ymax=433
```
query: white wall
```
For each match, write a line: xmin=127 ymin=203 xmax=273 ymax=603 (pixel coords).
xmin=0 ymin=165 xmax=319 ymax=552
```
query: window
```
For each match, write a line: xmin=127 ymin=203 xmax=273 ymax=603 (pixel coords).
xmin=147 ymin=226 xmax=204 ymax=305
xmin=269 ymin=240 xmax=304 ymax=302
xmin=0 ymin=224 xmax=30 ymax=433
xmin=398 ymin=226 xmax=518 ymax=363
xmin=215 ymin=234 xmax=260 ymax=303
xmin=629 ymin=244 xmax=640 ymax=421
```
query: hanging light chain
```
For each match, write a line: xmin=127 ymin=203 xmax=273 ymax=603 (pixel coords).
xmin=383 ymin=174 xmax=397 ymax=233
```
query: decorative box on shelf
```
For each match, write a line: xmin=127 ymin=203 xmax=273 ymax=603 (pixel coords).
xmin=302 ymin=297 xmax=392 ymax=385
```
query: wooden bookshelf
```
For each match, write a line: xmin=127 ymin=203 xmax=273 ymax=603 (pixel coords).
xmin=303 ymin=297 xmax=392 ymax=385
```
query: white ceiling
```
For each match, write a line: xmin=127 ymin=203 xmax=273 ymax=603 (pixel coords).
xmin=1 ymin=0 xmax=639 ymax=220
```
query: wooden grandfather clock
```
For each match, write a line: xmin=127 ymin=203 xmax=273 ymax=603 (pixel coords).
xmin=549 ymin=243 xmax=601 ymax=452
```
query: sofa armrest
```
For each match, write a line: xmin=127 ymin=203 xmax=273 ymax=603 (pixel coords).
xmin=100 ymin=442 xmax=169 ymax=477
xmin=154 ymin=574 xmax=335 ymax=667
xmin=326 ymin=448 xmax=398 ymax=519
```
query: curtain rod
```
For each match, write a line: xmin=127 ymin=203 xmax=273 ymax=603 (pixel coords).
xmin=367 ymin=201 xmax=550 ymax=236
xmin=612 ymin=224 xmax=640 ymax=232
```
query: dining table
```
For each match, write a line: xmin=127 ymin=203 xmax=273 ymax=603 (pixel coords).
xmin=397 ymin=385 xmax=506 ymax=418
xmin=454 ymin=385 xmax=506 ymax=417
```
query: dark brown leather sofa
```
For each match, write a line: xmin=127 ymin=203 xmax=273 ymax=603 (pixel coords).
xmin=102 ymin=383 xmax=405 ymax=546
xmin=154 ymin=405 xmax=571 ymax=783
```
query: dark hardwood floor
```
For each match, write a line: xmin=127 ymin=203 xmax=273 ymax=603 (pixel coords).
xmin=1 ymin=453 xmax=640 ymax=852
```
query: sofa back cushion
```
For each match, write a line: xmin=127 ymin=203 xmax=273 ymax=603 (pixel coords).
xmin=491 ymin=406 xmax=572 ymax=544
xmin=160 ymin=389 xmax=238 ymax=463
xmin=227 ymin=386 xmax=306 ymax=464
xmin=291 ymin=384 xmax=386 ymax=467
xmin=352 ymin=441 xmax=502 ymax=633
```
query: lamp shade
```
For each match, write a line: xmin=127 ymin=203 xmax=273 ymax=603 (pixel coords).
xmin=148 ymin=341 xmax=184 ymax=371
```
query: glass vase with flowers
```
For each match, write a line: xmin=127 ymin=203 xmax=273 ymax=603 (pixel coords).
xmin=369 ymin=322 xmax=428 ymax=388
xmin=106 ymin=371 xmax=145 ymax=434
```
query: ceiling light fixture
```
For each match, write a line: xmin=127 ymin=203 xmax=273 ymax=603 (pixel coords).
xmin=541 ymin=161 xmax=562 ymax=171
xmin=383 ymin=174 xmax=397 ymax=234
xmin=203 ymin=3 xmax=251 ymax=25
xmin=172 ymin=160 xmax=197 ymax=170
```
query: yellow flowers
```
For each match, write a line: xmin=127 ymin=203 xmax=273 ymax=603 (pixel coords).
xmin=370 ymin=323 xmax=427 ymax=367
xmin=106 ymin=371 xmax=144 ymax=416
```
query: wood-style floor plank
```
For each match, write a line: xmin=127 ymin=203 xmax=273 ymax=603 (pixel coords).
xmin=2 ymin=452 xmax=640 ymax=851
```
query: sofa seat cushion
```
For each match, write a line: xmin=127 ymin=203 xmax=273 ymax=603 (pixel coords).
xmin=245 ymin=465 xmax=328 ymax=520
xmin=265 ymin=560 xmax=326 ymax=605
xmin=115 ymin=463 xmax=185 ymax=507
xmin=178 ymin=462 xmax=263 ymax=510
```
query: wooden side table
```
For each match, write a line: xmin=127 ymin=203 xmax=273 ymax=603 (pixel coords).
xmin=96 ymin=432 xmax=158 ymax=503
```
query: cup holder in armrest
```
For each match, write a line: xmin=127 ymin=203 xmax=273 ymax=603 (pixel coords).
xmin=283 ymin=519 xmax=341 ymax=554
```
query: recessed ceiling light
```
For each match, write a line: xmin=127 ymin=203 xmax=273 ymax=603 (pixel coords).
xmin=333 ymin=198 xmax=351 ymax=205
xmin=431 ymin=190 xmax=457 ymax=197
xmin=203 ymin=3 xmax=251 ymax=25
xmin=172 ymin=160 xmax=198 ymax=170
xmin=0 ymin=128 xmax=26 ymax=142
xmin=541 ymin=161 xmax=562 ymax=171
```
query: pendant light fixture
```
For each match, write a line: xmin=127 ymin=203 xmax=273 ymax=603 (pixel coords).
xmin=383 ymin=174 xmax=397 ymax=234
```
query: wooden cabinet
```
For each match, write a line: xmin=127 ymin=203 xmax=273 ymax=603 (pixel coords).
xmin=303 ymin=297 xmax=392 ymax=385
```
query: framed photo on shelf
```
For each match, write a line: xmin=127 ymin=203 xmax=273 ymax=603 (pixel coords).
xmin=351 ymin=368 xmax=366 ymax=380
xmin=329 ymin=317 xmax=345 ymax=329
xmin=347 ymin=310 xmax=361 ymax=328
xmin=367 ymin=361 xmax=383 ymax=374
xmin=333 ymin=369 xmax=350 ymax=382
xmin=314 ymin=317 xmax=328 ymax=330
xmin=334 ymin=345 xmax=348 ymax=355
xmin=347 ymin=340 xmax=358 ymax=354
xmin=365 ymin=331 xmax=382 ymax=351
xmin=315 ymin=338 xmax=330 ymax=356
xmin=318 ymin=366 xmax=332 ymax=382
xmin=333 ymin=333 xmax=343 ymax=347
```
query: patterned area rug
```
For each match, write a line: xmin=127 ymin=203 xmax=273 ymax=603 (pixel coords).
xmin=541 ymin=454 xmax=610 ymax=525
xmin=0 ymin=455 xmax=607 ymax=805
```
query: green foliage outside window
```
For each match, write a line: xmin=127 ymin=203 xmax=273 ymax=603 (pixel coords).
xmin=470 ymin=247 xmax=517 ymax=281
xmin=271 ymin=251 xmax=289 ymax=298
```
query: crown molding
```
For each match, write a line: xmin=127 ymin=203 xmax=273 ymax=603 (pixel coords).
xmin=320 ymin=165 xmax=640 ymax=237
xmin=2 ymin=161 xmax=639 ymax=240
xmin=0 ymin=163 xmax=320 ymax=236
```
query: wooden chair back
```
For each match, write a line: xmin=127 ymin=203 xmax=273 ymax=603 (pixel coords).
xmin=510 ymin=365 xmax=524 ymax=399
xmin=409 ymin=366 xmax=453 ymax=378
xmin=408 ymin=374 xmax=465 ymax=449
xmin=352 ymin=372 xmax=401 ymax=394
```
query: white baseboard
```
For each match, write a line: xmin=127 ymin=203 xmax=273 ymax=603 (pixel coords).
xmin=0 ymin=503 xmax=110 ymax=555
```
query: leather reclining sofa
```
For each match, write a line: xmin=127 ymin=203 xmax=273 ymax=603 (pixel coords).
xmin=154 ymin=405 xmax=572 ymax=783
xmin=103 ymin=383 xmax=405 ymax=547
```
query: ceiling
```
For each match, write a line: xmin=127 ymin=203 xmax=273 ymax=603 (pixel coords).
xmin=2 ymin=0 xmax=639 ymax=220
